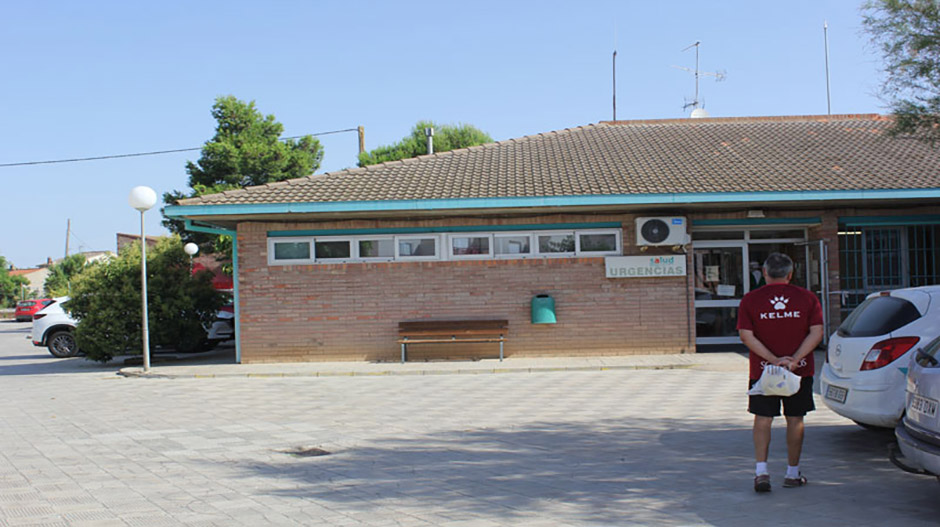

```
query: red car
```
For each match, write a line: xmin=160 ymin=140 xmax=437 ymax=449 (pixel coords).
xmin=15 ymin=299 xmax=53 ymax=322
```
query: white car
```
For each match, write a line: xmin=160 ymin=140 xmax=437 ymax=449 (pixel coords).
xmin=821 ymin=286 xmax=940 ymax=429
xmin=28 ymin=297 xmax=79 ymax=358
xmin=894 ymin=335 xmax=940 ymax=479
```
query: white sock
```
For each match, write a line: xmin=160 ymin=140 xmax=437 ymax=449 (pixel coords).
xmin=756 ymin=462 xmax=768 ymax=476
xmin=786 ymin=465 xmax=800 ymax=479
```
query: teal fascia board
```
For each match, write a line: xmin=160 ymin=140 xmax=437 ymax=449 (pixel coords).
xmin=693 ymin=217 xmax=821 ymax=227
xmin=184 ymin=220 xmax=235 ymax=236
xmin=163 ymin=188 xmax=940 ymax=219
xmin=840 ymin=215 xmax=940 ymax=227
xmin=268 ymin=222 xmax=622 ymax=237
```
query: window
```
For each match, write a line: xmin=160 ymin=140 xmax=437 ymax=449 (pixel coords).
xmin=398 ymin=237 xmax=438 ymax=258
xmin=315 ymin=240 xmax=351 ymax=259
xmin=538 ymin=233 xmax=575 ymax=254
xmin=268 ymin=238 xmax=313 ymax=265
xmin=450 ymin=235 xmax=492 ymax=257
xmin=495 ymin=235 xmax=532 ymax=256
xmin=578 ymin=233 xmax=618 ymax=253
xmin=358 ymin=239 xmax=394 ymax=259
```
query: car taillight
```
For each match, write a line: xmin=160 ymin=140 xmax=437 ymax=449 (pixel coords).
xmin=860 ymin=337 xmax=920 ymax=370
xmin=33 ymin=313 xmax=46 ymax=321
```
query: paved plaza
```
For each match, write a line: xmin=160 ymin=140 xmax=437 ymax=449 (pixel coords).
xmin=1 ymin=320 xmax=938 ymax=526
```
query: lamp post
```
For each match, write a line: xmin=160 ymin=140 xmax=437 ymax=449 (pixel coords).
xmin=128 ymin=186 xmax=157 ymax=373
xmin=184 ymin=242 xmax=199 ymax=273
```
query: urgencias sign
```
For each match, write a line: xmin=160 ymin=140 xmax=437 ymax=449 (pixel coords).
xmin=605 ymin=255 xmax=687 ymax=278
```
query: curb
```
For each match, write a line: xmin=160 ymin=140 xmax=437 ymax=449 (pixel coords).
xmin=117 ymin=362 xmax=701 ymax=379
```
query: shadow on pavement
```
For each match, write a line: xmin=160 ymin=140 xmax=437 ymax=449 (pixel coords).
xmin=216 ymin=418 xmax=940 ymax=525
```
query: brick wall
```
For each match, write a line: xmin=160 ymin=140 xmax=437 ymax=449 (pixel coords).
xmin=236 ymin=214 xmax=694 ymax=363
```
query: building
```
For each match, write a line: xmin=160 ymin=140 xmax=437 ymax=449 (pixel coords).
xmin=165 ymin=114 xmax=940 ymax=363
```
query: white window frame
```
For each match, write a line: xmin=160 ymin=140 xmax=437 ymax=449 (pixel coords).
xmin=576 ymin=230 xmax=622 ymax=255
xmin=354 ymin=236 xmax=396 ymax=261
xmin=268 ymin=237 xmax=315 ymax=266
xmin=312 ymin=237 xmax=353 ymax=261
xmin=395 ymin=235 xmax=441 ymax=260
xmin=493 ymin=233 xmax=535 ymax=259
xmin=535 ymin=230 xmax=577 ymax=257
xmin=266 ymin=228 xmax=621 ymax=265
xmin=448 ymin=233 xmax=494 ymax=259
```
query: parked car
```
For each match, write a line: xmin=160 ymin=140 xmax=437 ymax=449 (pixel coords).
xmin=14 ymin=298 xmax=53 ymax=322
xmin=28 ymin=297 xmax=79 ymax=357
xmin=820 ymin=286 xmax=940 ymax=429
xmin=28 ymin=297 xmax=234 ymax=358
xmin=893 ymin=334 xmax=940 ymax=480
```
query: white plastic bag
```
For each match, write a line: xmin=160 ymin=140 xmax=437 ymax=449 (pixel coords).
xmin=748 ymin=365 xmax=801 ymax=396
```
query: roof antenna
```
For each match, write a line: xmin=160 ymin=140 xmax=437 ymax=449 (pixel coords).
xmin=612 ymin=21 xmax=618 ymax=121
xmin=612 ymin=50 xmax=617 ymax=121
xmin=672 ymin=41 xmax=726 ymax=118
xmin=823 ymin=20 xmax=832 ymax=116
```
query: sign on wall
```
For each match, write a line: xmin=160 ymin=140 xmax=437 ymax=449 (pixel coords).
xmin=605 ymin=255 xmax=687 ymax=278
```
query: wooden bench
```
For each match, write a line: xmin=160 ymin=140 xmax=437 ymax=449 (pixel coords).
xmin=398 ymin=319 xmax=509 ymax=363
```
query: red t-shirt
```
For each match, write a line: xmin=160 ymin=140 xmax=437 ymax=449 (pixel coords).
xmin=736 ymin=283 xmax=823 ymax=379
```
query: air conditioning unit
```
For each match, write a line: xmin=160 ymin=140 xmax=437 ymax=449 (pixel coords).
xmin=636 ymin=217 xmax=689 ymax=246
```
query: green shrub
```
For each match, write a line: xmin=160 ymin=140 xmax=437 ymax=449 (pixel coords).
xmin=69 ymin=237 xmax=225 ymax=362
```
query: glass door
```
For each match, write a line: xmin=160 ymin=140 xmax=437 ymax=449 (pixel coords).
xmin=694 ymin=243 xmax=746 ymax=344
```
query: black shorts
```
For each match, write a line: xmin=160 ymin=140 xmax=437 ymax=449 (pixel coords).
xmin=748 ymin=376 xmax=815 ymax=417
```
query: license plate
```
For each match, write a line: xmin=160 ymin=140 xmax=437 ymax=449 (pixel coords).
xmin=825 ymin=384 xmax=848 ymax=404
xmin=910 ymin=394 xmax=939 ymax=418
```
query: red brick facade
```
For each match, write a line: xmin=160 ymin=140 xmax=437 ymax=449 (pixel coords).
xmin=233 ymin=206 xmax=940 ymax=363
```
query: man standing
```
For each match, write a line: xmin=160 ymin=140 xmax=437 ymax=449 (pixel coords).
xmin=737 ymin=253 xmax=823 ymax=493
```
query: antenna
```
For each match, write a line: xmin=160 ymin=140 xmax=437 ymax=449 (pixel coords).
xmin=612 ymin=50 xmax=617 ymax=120
xmin=823 ymin=20 xmax=832 ymax=115
xmin=672 ymin=41 xmax=726 ymax=115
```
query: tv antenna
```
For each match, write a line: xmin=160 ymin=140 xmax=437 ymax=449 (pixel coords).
xmin=672 ymin=41 xmax=726 ymax=116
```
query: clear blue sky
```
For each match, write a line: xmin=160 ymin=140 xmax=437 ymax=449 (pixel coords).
xmin=1 ymin=1 xmax=885 ymax=269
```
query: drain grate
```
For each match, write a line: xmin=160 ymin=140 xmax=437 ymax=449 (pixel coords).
xmin=279 ymin=446 xmax=331 ymax=457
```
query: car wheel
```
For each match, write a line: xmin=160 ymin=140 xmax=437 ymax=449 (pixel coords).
xmin=47 ymin=330 xmax=80 ymax=358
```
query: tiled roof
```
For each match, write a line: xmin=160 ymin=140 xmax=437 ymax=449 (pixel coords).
xmin=178 ymin=114 xmax=940 ymax=206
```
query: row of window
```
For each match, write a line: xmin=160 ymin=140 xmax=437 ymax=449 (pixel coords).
xmin=267 ymin=229 xmax=622 ymax=265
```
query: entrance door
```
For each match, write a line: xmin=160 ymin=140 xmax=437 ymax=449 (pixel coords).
xmin=807 ymin=239 xmax=831 ymax=344
xmin=694 ymin=243 xmax=746 ymax=345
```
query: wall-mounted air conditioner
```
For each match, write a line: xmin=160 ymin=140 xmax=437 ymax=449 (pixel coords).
xmin=635 ymin=217 xmax=689 ymax=246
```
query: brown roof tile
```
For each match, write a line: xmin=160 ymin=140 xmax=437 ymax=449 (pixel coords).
xmin=178 ymin=114 xmax=940 ymax=206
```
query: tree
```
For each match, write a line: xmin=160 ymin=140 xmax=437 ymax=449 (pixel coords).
xmin=863 ymin=0 xmax=940 ymax=143
xmin=357 ymin=121 xmax=493 ymax=167
xmin=0 ymin=256 xmax=28 ymax=307
xmin=68 ymin=237 xmax=225 ymax=362
xmin=162 ymin=96 xmax=325 ymax=251
xmin=44 ymin=253 xmax=90 ymax=297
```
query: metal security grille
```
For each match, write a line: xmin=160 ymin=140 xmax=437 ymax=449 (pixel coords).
xmin=838 ymin=224 xmax=940 ymax=318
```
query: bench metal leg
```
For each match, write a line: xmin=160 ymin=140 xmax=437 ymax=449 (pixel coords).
xmin=500 ymin=335 xmax=504 ymax=362
xmin=401 ymin=339 xmax=407 ymax=364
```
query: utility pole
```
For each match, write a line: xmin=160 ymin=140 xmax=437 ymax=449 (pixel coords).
xmin=64 ymin=219 xmax=70 ymax=258
xmin=358 ymin=126 xmax=365 ymax=154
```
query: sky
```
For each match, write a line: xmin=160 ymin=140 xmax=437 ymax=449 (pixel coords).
xmin=1 ymin=1 xmax=888 ymax=269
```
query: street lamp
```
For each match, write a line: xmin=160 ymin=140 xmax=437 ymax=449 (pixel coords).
xmin=128 ymin=186 xmax=157 ymax=373
xmin=184 ymin=242 xmax=199 ymax=273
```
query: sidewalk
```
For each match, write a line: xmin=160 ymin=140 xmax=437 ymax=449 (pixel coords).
xmin=119 ymin=348 xmax=750 ymax=378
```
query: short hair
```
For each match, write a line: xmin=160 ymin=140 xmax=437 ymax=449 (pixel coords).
xmin=763 ymin=252 xmax=793 ymax=279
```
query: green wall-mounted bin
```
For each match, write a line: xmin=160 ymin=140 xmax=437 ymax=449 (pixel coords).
xmin=531 ymin=294 xmax=556 ymax=324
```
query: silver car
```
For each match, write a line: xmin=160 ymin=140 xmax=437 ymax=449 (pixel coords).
xmin=894 ymin=335 xmax=940 ymax=480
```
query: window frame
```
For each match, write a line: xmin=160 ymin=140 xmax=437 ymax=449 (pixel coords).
xmin=266 ymin=228 xmax=621 ymax=265
xmin=268 ymin=237 xmax=315 ymax=266
xmin=395 ymin=235 xmax=441 ymax=261
xmin=448 ymin=233 xmax=494 ymax=259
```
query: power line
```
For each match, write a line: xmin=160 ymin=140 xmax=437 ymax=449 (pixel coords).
xmin=0 ymin=128 xmax=359 ymax=168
